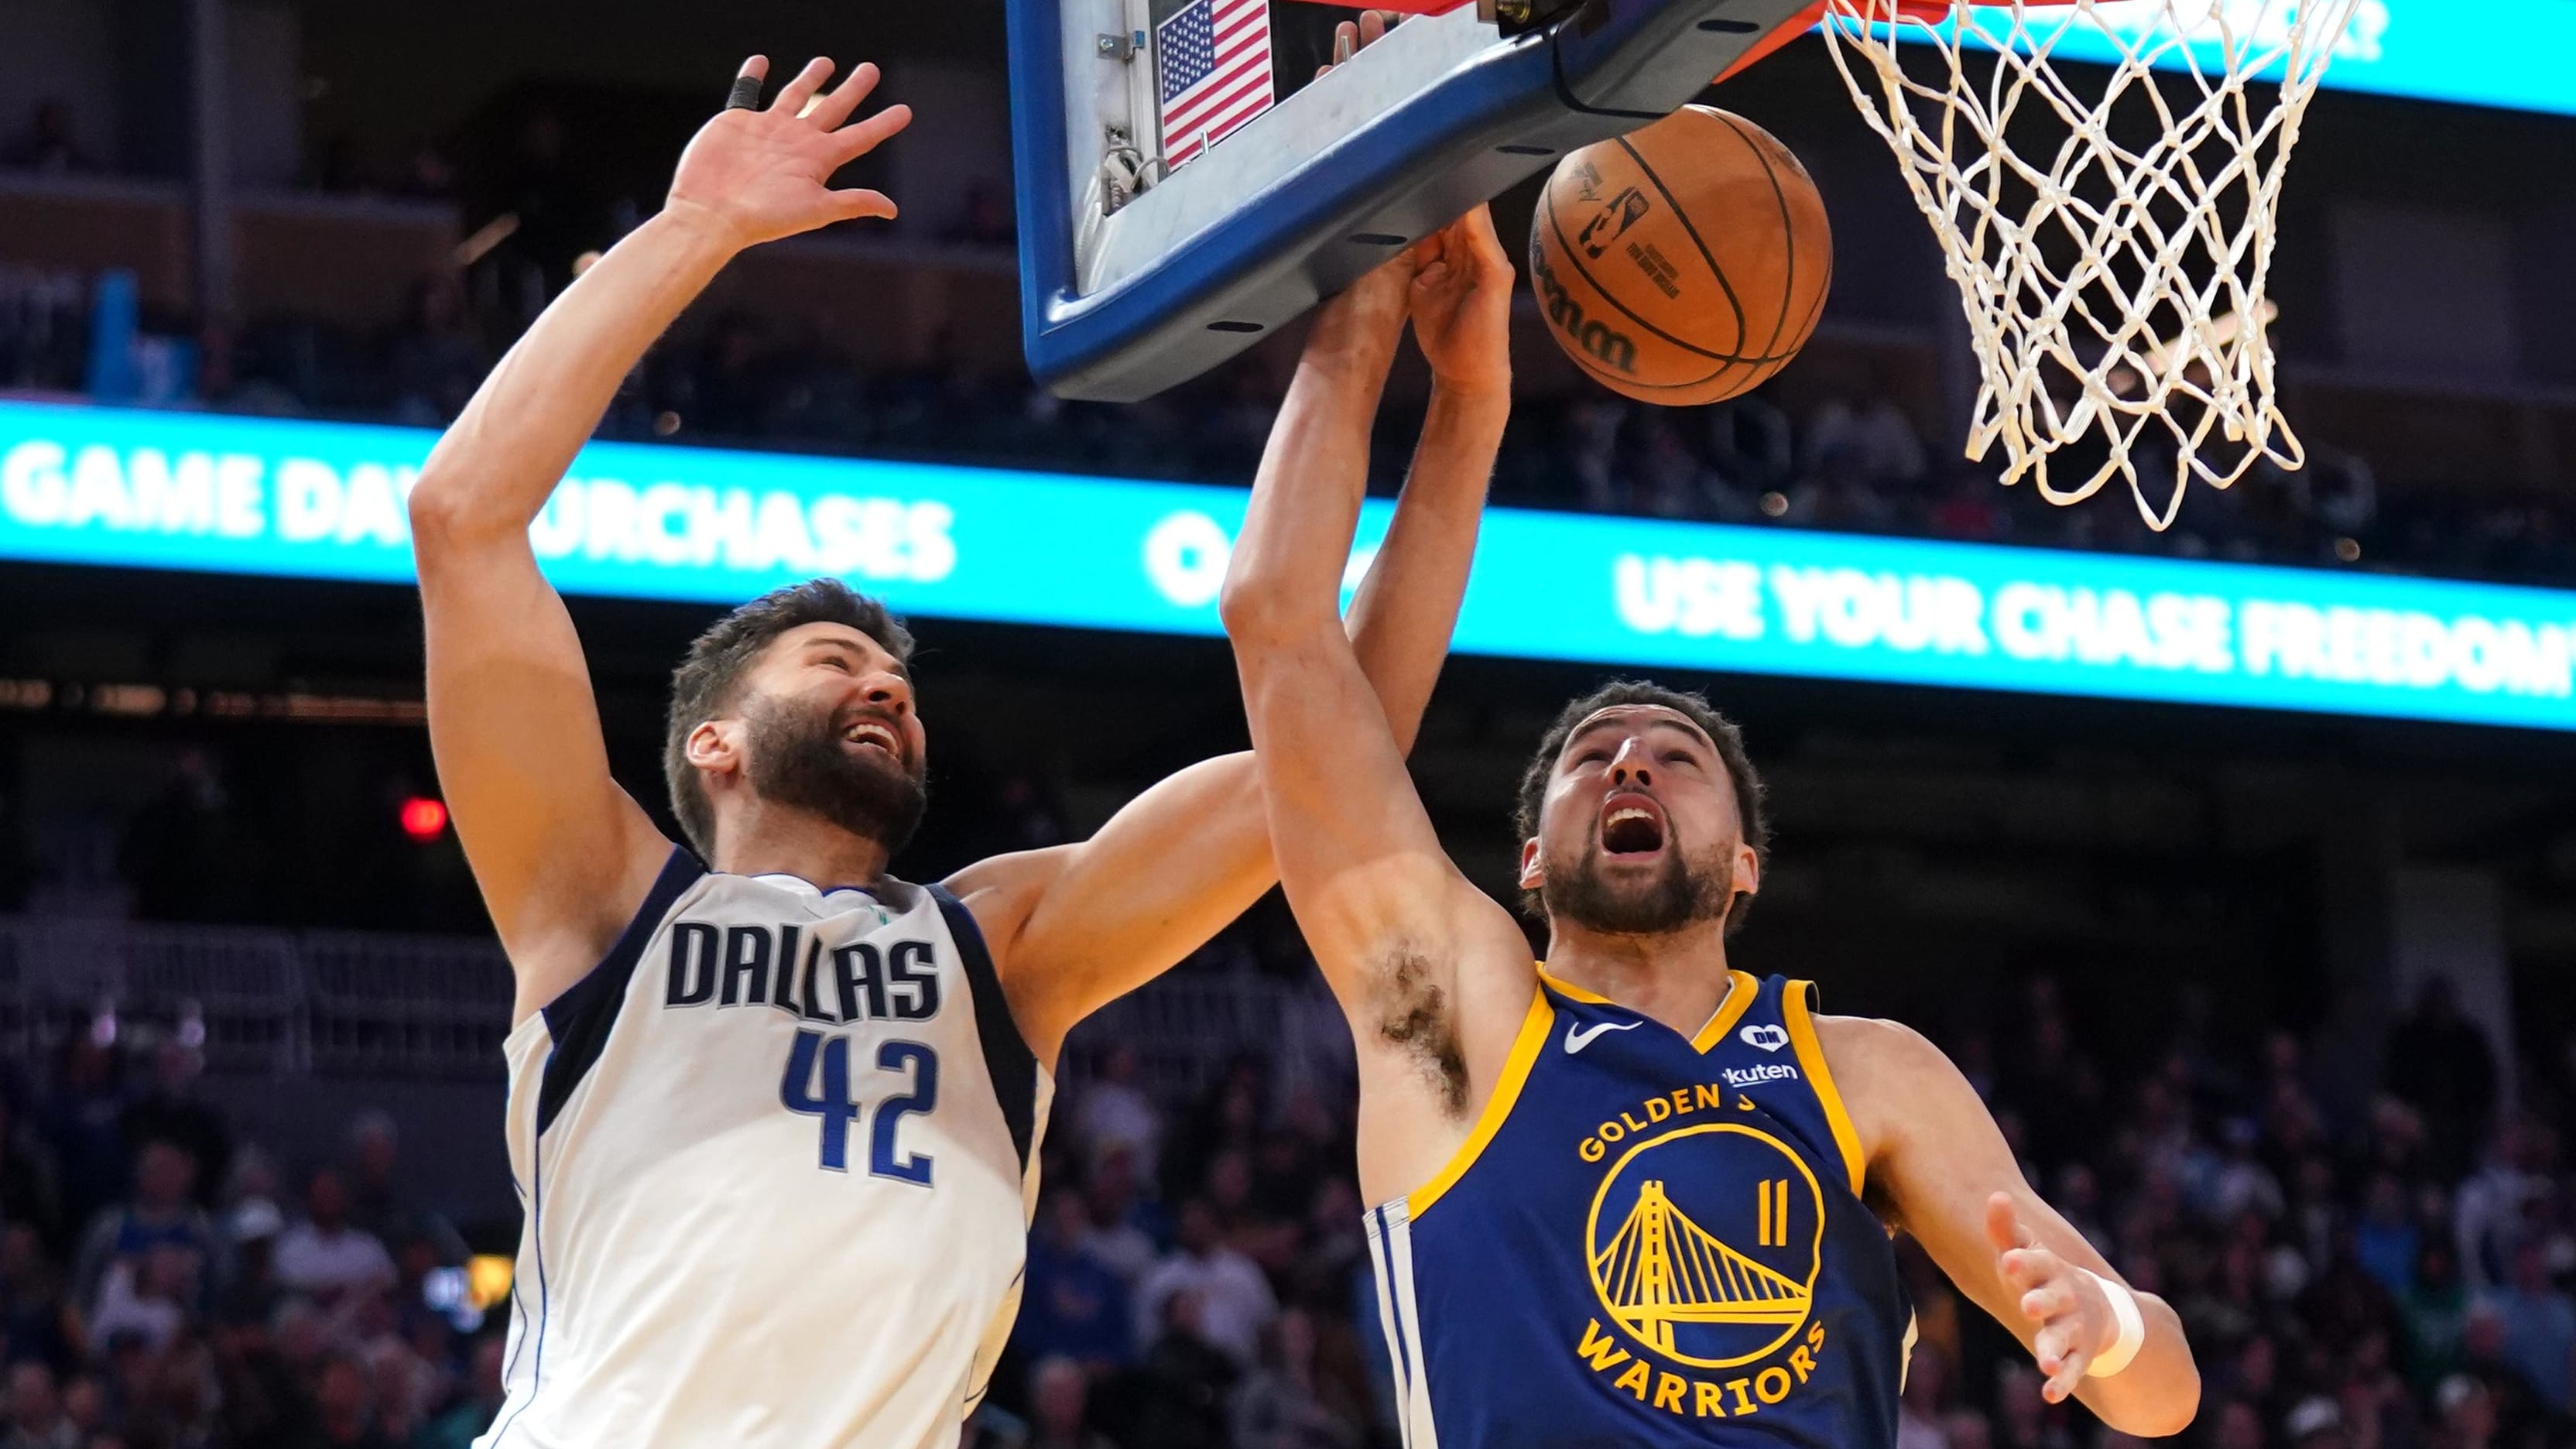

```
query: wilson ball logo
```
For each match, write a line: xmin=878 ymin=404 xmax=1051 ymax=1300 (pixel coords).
xmin=1531 ymin=252 xmax=1639 ymax=377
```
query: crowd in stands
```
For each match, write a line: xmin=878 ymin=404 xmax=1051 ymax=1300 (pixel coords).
xmin=0 ymin=1024 xmax=502 ymax=1449
xmin=8 ymin=771 xmax=2572 ymax=1449
xmin=2 ymin=91 xmax=2569 ymax=587
xmin=969 ymin=975 xmax=2576 ymax=1449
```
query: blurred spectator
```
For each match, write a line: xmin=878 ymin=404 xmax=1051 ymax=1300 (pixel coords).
xmin=68 ymin=1139 xmax=221 ymax=1329
xmin=122 ymin=1039 xmax=230 ymax=1211
xmin=53 ymin=1378 xmax=99 ymax=1444
xmin=1168 ymin=1060 xmax=1266 ymax=1204
xmin=1899 ymin=1344 xmax=1954 ymax=1449
xmin=1228 ymin=1307 xmax=1363 ymax=1449
xmin=1079 ymin=1145 xmax=1164 ymax=1290
xmin=2457 ymin=1122 xmax=2546 ymax=1293
xmin=2407 ymin=1238 xmax=2472 ymax=1390
xmin=1135 ymin=1198 xmax=1276 ymax=1369
xmin=341 ymin=1114 xmax=464 ymax=1268
xmin=0 ymin=1097 xmax=64 ymax=1250
xmin=40 ymin=1033 xmax=132 ymax=1235
xmin=2454 ymin=1303 xmax=2551 ymax=1446
xmin=2356 ymin=1173 xmax=2420 ymax=1298
xmin=2476 ymin=1242 xmax=2576 ymax=1412
xmin=1025 ymin=1355 xmax=1116 ymax=1449
xmin=2287 ymin=1393 xmax=2346 ymax=1449
xmin=1281 ymin=1177 xmax=1365 ymax=1313
xmin=2434 ymin=1372 xmax=2496 ymax=1449
xmin=0 ymin=1226 xmax=72 ymax=1368
xmin=218 ymin=1193 xmax=286 ymax=1327
xmin=2389 ymin=979 xmax=2499 ymax=1174
xmin=1123 ymin=1291 xmax=1236 ymax=1449
xmin=415 ymin=1334 xmax=505 ymax=1449
xmin=290 ymin=1351 xmax=397 ymax=1449
xmin=1075 ymin=1046 xmax=1163 ymax=1189
xmin=272 ymin=1170 xmax=394 ymax=1310
xmin=0 ymin=101 xmax=97 ymax=175
xmin=1016 ymin=1192 xmax=1134 ymax=1372
xmin=1 ymin=1361 xmax=74 ymax=1449
xmin=84 ymin=1243 xmax=194 ymax=1356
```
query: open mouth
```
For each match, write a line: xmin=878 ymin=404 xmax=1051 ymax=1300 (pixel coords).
xmin=841 ymin=716 xmax=903 ymax=761
xmin=1598 ymin=796 xmax=1667 ymax=857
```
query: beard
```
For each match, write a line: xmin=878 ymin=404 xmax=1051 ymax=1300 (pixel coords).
xmin=742 ymin=694 xmax=929 ymax=858
xmin=1543 ymin=834 xmax=1732 ymax=937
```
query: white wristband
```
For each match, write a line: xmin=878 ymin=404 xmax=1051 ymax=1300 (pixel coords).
xmin=2079 ymin=1266 xmax=2146 ymax=1379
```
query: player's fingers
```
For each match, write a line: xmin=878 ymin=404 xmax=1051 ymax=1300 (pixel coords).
xmin=2019 ymin=1279 xmax=2074 ymax=1323
xmin=829 ymin=187 xmax=899 ymax=223
xmin=1471 ymin=216 xmax=1511 ymax=275
xmin=772 ymin=57 xmax=835 ymax=117
xmin=2033 ymin=1318 xmax=2074 ymax=1376
xmin=808 ymin=60 xmax=882 ymax=129
xmin=2040 ymin=1344 xmax=2090 ymax=1403
xmin=1983 ymin=1192 xmax=2026 ymax=1258
xmin=832 ymin=103 xmax=914 ymax=162
xmin=1333 ymin=20 xmax=1358 ymax=64
xmin=1358 ymin=9 xmax=1388 ymax=46
xmin=2000 ymin=1245 xmax=2062 ymax=1292
xmin=725 ymin=57 xmax=770 ymax=113
xmin=1460 ymin=202 xmax=1506 ymax=253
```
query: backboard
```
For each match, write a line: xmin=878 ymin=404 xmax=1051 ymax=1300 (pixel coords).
xmin=1007 ymin=0 xmax=1820 ymax=402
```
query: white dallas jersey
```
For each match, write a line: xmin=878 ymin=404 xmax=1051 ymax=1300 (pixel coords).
xmin=479 ymin=848 xmax=1050 ymax=1449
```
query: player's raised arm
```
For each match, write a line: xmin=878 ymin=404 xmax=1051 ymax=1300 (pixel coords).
xmin=1218 ymin=218 xmax=1539 ymax=1118
xmin=409 ymin=57 xmax=910 ymax=1022
xmin=947 ymin=204 xmax=1509 ymax=1056
xmin=1828 ymin=1016 xmax=2201 ymax=1437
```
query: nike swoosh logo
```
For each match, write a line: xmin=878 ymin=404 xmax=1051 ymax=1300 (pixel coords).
xmin=1566 ymin=1019 xmax=1643 ymax=1054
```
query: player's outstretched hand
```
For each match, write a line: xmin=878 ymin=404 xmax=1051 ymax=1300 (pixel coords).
xmin=1985 ymin=1193 xmax=2118 ymax=1406
xmin=1409 ymin=204 xmax=1512 ymax=398
xmin=667 ymin=56 xmax=913 ymax=253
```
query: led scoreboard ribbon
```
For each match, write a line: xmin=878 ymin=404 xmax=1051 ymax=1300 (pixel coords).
xmin=1 ymin=400 xmax=2571 ymax=732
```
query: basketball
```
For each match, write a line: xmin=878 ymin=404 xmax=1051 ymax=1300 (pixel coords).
xmin=1530 ymin=105 xmax=1833 ymax=406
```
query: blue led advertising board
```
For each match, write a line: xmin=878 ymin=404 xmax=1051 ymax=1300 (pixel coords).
xmin=0 ymin=400 xmax=2571 ymax=732
xmin=1963 ymin=0 xmax=2576 ymax=118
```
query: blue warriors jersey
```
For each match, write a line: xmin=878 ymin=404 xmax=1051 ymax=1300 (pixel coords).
xmin=1364 ymin=971 xmax=1910 ymax=1449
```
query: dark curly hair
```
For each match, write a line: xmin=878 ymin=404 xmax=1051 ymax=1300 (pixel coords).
xmin=1512 ymin=679 xmax=1769 ymax=933
xmin=662 ymin=578 xmax=914 ymax=859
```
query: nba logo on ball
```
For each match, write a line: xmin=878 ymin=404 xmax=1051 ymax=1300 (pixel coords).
xmin=1533 ymin=107 xmax=1833 ymax=406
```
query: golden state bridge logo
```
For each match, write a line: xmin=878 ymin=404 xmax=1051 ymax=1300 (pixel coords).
xmin=1585 ymin=1122 xmax=1825 ymax=1371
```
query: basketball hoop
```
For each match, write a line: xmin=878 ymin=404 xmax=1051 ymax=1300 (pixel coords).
xmin=1815 ymin=0 xmax=2364 ymax=529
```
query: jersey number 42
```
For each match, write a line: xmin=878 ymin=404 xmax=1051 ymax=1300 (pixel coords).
xmin=779 ymin=1029 xmax=938 ymax=1184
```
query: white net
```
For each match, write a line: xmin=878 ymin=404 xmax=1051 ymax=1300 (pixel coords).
xmin=1817 ymin=0 xmax=2363 ymax=529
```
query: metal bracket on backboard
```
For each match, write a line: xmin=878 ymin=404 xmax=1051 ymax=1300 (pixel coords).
xmin=1475 ymin=0 xmax=1588 ymax=38
xmin=1009 ymin=0 xmax=1819 ymax=401
xmin=1094 ymin=30 xmax=1142 ymax=60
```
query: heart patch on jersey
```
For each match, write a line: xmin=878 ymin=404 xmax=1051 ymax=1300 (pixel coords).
xmin=1740 ymin=1023 xmax=1790 ymax=1053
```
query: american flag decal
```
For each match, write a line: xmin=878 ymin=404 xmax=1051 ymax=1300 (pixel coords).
xmin=1156 ymin=0 xmax=1275 ymax=170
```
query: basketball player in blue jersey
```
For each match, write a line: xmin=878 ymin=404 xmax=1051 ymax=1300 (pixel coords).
xmin=406 ymin=47 xmax=1512 ymax=1449
xmin=1221 ymin=350 xmax=2204 ymax=1443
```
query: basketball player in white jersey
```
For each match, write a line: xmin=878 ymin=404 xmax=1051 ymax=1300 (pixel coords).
xmin=406 ymin=51 xmax=1512 ymax=1449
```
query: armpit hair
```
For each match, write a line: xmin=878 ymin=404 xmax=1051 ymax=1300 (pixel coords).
xmin=1373 ymin=945 xmax=1468 ymax=1117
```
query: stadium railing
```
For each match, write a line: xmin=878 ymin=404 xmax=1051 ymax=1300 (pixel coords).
xmin=0 ymin=914 xmax=1350 ymax=1094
